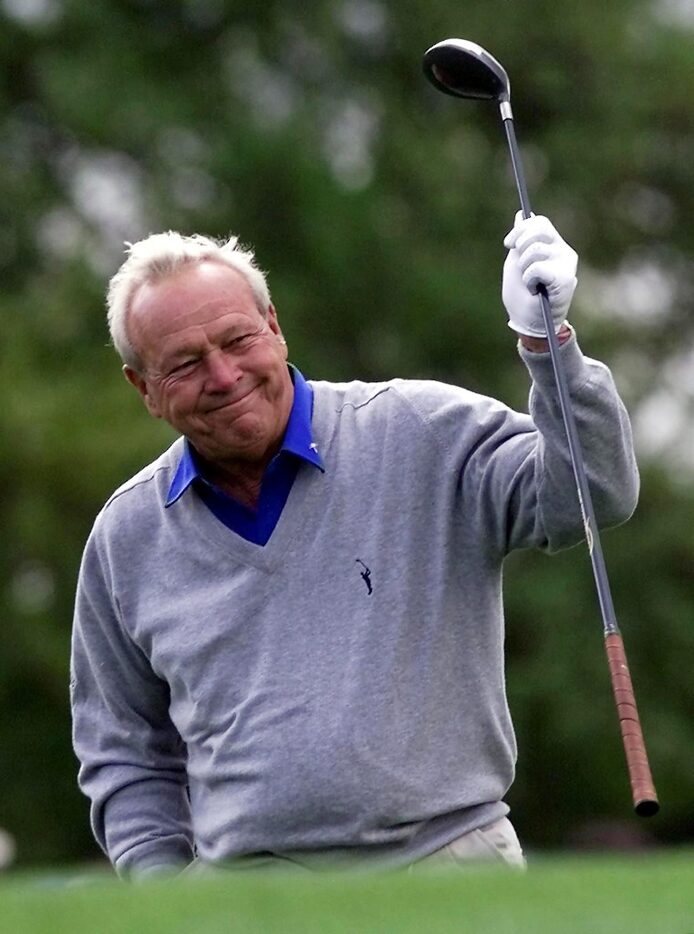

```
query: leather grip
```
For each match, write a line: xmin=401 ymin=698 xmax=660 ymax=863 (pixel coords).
xmin=605 ymin=633 xmax=659 ymax=816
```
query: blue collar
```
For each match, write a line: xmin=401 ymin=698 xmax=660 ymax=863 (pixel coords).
xmin=165 ymin=365 xmax=324 ymax=507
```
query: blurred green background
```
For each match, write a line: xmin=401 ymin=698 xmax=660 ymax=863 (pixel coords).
xmin=0 ymin=0 xmax=692 ymax=870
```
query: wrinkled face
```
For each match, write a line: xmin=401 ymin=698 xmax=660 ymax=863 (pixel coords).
xmin=124 ymin=261 xmax=293 ymax=470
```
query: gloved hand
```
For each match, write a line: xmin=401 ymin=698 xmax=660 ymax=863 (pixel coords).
xmin=502 ymin=212 xmax=578 ymax=337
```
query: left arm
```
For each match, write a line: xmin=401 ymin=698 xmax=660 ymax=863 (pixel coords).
xmin=501 ymin=213 xmax=638 ymax=552
xmin=516 ymin=329 xmax=638 ymax=552
xmin=449 ymin=214 xmax=638 ymax=555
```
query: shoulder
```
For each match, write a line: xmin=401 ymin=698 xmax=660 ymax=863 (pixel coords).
xmin=310 ymin=376 xmax=484 ymax=412
xmin=90 ymin=438 xmax=184 ymax=539
xmin=309 ymin=377 xmax=519 ymax=464
xmin=310 ymin=376 xmax=507 ymax=426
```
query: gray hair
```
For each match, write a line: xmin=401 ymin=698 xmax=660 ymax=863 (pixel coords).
xmin=106 ymin=231 xmax=272 ymax=370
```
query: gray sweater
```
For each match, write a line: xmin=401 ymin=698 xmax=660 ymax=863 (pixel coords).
xmin=71 ymin=337 xmax=638 ymax=876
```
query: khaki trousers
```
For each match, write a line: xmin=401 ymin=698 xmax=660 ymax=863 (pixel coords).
xmin=179 ymin=817 xmax=525 ymax=877
xmin=409 ymin=817 xmax=526 ymax=871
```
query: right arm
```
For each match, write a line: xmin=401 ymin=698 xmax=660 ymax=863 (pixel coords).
xmin=71 ymin=530 xmax=194 ymax=878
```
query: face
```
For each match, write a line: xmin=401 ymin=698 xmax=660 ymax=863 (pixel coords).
xmin=124 ymin=261 xmax=293 ymax=472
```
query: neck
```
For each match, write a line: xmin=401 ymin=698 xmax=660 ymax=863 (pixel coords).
xmin=199 ymin=454 xmax=272 ymax=510
xmin=212 ymin=470 xmax=264 ymax=509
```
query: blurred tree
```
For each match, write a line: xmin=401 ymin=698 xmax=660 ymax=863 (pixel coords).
xmin=0 ymin=0 xmax=692 ymax=865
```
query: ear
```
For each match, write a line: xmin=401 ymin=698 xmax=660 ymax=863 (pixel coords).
xmin=123 ymin=366 xmax=162 ymax=419
xmin=266 ymin=304 xmax=288 ymax=357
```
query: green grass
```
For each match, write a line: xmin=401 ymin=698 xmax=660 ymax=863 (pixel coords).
xmin=1 ymin=852 xmax=693 ymax=933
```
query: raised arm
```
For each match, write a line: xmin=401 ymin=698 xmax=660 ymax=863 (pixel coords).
xmin=469 ymin=213 xmax=638 ymax=554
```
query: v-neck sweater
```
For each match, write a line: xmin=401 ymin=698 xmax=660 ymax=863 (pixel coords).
xmin=71 ymin=337 xmax=639 ymax=877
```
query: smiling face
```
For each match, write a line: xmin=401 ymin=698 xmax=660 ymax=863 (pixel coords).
xmin=124 ymin=261 xmax=293 ymax=473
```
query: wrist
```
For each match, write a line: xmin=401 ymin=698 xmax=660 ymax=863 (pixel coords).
xmin=519 ymin=324 xmax=572 ymax=353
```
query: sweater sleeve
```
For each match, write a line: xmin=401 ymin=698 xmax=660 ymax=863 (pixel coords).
xmin=458 ymin=332 xmax=639 ymax=555
xmin=70 ymin=528 xmax=195 ymax=878
xmin=518 ymin=332 xmax=639 ymax=552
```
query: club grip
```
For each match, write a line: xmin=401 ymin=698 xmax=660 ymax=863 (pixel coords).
xmin=604 ymin=633 xmax=659 ymax=816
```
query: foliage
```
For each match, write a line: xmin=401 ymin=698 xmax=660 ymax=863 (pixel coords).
xmin=0 ymin=0 xmax=692 ymax=865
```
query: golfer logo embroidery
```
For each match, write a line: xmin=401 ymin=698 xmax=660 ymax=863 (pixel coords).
xmin=355 ymin=559 xmax=373 ymax=595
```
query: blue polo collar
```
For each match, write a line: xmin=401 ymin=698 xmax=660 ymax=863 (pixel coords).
xmin=165 ymin=365 xmax=324 ymax=507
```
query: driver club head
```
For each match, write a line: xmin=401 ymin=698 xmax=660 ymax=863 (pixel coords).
xmin=423 ymin=39 xmax=510 ymax=103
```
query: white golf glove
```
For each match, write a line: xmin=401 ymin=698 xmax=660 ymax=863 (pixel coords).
xmin=502 ymin=212 xmax=578 ymax=337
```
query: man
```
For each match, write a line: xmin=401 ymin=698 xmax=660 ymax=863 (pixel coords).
xmin=71 ymin=215 xmax=638 ymax=877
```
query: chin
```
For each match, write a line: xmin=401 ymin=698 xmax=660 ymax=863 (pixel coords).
xmin=208 ymin=432 xmax=273 ymax=464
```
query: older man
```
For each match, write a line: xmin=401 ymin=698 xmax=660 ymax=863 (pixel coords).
xmin=71 ymin=216 xmax=638 ymax=877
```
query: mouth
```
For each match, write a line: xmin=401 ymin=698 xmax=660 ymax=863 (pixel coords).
xmin=207 ymin=386 xmax=257 ymax=414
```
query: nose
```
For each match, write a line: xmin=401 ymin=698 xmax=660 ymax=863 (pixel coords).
xmin=203 ymin=349 xmax=242 ymax=393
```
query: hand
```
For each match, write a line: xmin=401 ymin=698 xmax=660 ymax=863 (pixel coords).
xmin=502 ymin=212 xmax=578 ymax=338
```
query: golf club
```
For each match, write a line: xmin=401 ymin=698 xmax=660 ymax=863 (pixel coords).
xmin=423 ymin=38 xmax=659 ymax=817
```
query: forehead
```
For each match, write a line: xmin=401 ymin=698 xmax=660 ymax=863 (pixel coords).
xmin=129 ymin=261 xmax=262 ymax=351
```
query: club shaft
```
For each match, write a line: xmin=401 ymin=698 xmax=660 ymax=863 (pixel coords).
xmin=540 ymin=294 xmax=620 ymax=632
xmin=501 ymin=113 xmax=658 ymax=815
xmin=502 ymin=116 xmax=534 ymax=220
xmin=502 ymin=116 xmax=619 ymax=632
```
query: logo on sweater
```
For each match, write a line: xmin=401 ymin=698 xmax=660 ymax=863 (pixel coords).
xmin=355 ymin=558 xmax=373 ymax=595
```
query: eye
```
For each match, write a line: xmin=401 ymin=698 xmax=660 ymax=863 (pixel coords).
xmin=224 ymin=332 xmax=258 ymax=351
xmin=169 ymin=358 xmax=199 ymax=376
